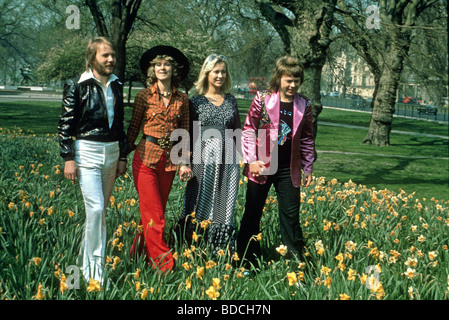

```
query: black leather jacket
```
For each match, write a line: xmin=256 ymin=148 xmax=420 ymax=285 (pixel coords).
xmin=58 ymin=75 xmax=128 ymax=161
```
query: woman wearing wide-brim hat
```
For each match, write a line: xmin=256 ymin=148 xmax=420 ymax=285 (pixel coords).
xmin=126 ymin=45 xmax=192 ymax=272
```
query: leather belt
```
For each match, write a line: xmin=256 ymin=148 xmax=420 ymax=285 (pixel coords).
xmin=143 ymin=134 xmax=174 ymax=150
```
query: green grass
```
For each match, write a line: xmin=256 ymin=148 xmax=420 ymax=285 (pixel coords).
xmin=318 ymin=107 xmax=449 ymax=137
xmin=1 ymin=98 xmax=448 ymax=201
xmin=314 ymin=108 xmax=449 ymax=201
xmin=1 ymin=131 xmax=448 ymax=300
xmin=1 ymin=98 xmax=449 ymax=300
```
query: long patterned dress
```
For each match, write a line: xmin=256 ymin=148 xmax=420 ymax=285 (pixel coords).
xmin=179 ymin=93 xmax=241 ymax=255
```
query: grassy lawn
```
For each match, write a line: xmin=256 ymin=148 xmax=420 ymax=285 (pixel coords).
xmin=318 ymin=107 xmax=449 ymax=137
xmin=1 ymin=98 xmax=448 ymax=201
xmin=1 ymin=97 xmax=449 ymax=300
xmin=315 ymin=109 xmax=449 ymax=200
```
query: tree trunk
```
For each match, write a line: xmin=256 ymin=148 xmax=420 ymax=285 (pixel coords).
xmin=335 ymin=0 xmax=436 ymax=146
xmin=111 ymin=33 xmax=127 ymax=82
xmin=86 ymin=0 xmax=142 ymax=82
xmin=302 ymin=65 xmax=324 ymax=147
xmin=363 ymin=34 xmax=409 ymax=146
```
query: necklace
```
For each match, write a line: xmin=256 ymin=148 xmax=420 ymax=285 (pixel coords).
xmin=158 ymin=90 xmax=172 ymax=97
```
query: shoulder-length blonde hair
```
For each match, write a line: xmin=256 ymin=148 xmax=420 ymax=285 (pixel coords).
xmin=146 ymin=55 xmax=181 ymax=88
xmin=267 ymin=56 xmax=304 ymax=93
xmin=194 ymin=55 xmax=232 ymax=95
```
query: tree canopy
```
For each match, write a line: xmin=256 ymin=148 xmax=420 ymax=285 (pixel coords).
xmin=1 ymin=0 xmax=446 ymax=146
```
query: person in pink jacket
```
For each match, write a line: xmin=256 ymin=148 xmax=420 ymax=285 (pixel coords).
xmin=237 ymin=56 xmax=315 ymax=268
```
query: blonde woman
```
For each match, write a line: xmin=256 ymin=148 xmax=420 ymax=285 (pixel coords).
xmin=177 ymin=54 xmax=241 ymax=256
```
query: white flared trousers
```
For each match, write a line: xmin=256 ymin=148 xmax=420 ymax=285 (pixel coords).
xmin=74 ymin=140 xmax=119 ymax=284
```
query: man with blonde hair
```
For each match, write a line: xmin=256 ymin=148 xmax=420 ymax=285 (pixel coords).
xmin=58 ymin=36 xmax=128 ymax=286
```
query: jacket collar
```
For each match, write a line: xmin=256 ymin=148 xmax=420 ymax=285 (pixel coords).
xmin=78 ymin=69 xmax=120 ymax=86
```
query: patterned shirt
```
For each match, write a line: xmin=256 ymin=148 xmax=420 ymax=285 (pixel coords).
xmin=126 ymin=83 xmax=190 ymax=171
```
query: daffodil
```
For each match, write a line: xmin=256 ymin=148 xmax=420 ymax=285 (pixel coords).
xmin=115 ymin=225 xmax=123 ymax=237
xmin=59 ymin=274 xmax=68 ymax=293
xmin=315 ymin=240 xmax=324 ymax=256
xmin=33 ymin=257 xmax=42 ymax=266
xmin=428 ymin=251 xmax=438 ymax=260
xmin=323 ymin=276 xmax=332 ymax=289
xmin=205 ymin=286 xmax=220 ymax=300
xmin=320 ymin=265 xmax=331 ymax=276
xmin=182 ymin=262 xmax=190 ymax=270
xmin=347 ymin=268 xmax=357 ymax=281
xmin=408 ymin=286 xmax=415 ymax=299
xmin=35 ymin=283 xmax=45 ymax=300
xmin=196 ymin=266 xmax=205 ymax=280
xmin=200 ymin=220 xmax=211 ymax=229
xmin=404 ymin=268 xmax=416 ymax=279
xmin=183 ymin=248 xmax=192 ymax=259
xmin=405 ymin=257 xmax=417 ymax=267
xmin=141 ymin=288 xmax=148 ymax=300
xmin=86 ymin=279 xmax=102 ymax=292
xmin=276 ymin=245 xmax=288 ymax=256
xmin=339 ymin=293 xmax=350 ymax=300
xmin=287 ymin=272 xmax=297 ymax=286
xmin=212 ymin=278 xmax=220 ymax=289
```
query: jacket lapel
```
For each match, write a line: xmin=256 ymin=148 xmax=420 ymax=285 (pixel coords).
xmin=266 ymin=92 xmax=306 ymax=135
xmin=265 ymin=92 xmax=280 ymax=129
xmin=292 ymin=93 xmax=305 ymax=137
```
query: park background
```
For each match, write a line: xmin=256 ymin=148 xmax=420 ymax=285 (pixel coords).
xmin=0 ymin=0 xmax=448 ymax=301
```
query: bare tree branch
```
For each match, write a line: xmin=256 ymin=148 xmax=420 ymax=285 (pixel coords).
xmin=85 ymin=0 xmax=109 ymax=37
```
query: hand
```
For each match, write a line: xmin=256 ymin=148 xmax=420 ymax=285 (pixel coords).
xmin=179 ymin=165 xmax=193 ymax=182
xmin=302 ymin=172 xmax=313 ymax=187
xmin=249 ymin=160 xmax=266 ymax=178
xmin=64 ymin=160 xmax=79 ymax=181
xmin=116 ymin=160 xmax=127 ymax=178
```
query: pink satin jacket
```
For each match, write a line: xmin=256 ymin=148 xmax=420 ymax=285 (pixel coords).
xmin=241 ymin=90 xmax=315 ymax=188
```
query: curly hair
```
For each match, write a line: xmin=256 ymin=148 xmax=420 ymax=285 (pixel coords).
xmin=146 ymin=55 xmax=181 ymax=88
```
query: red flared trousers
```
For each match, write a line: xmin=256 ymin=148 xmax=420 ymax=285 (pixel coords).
xmin=131 ymin=151 xmax=175 ymax=272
